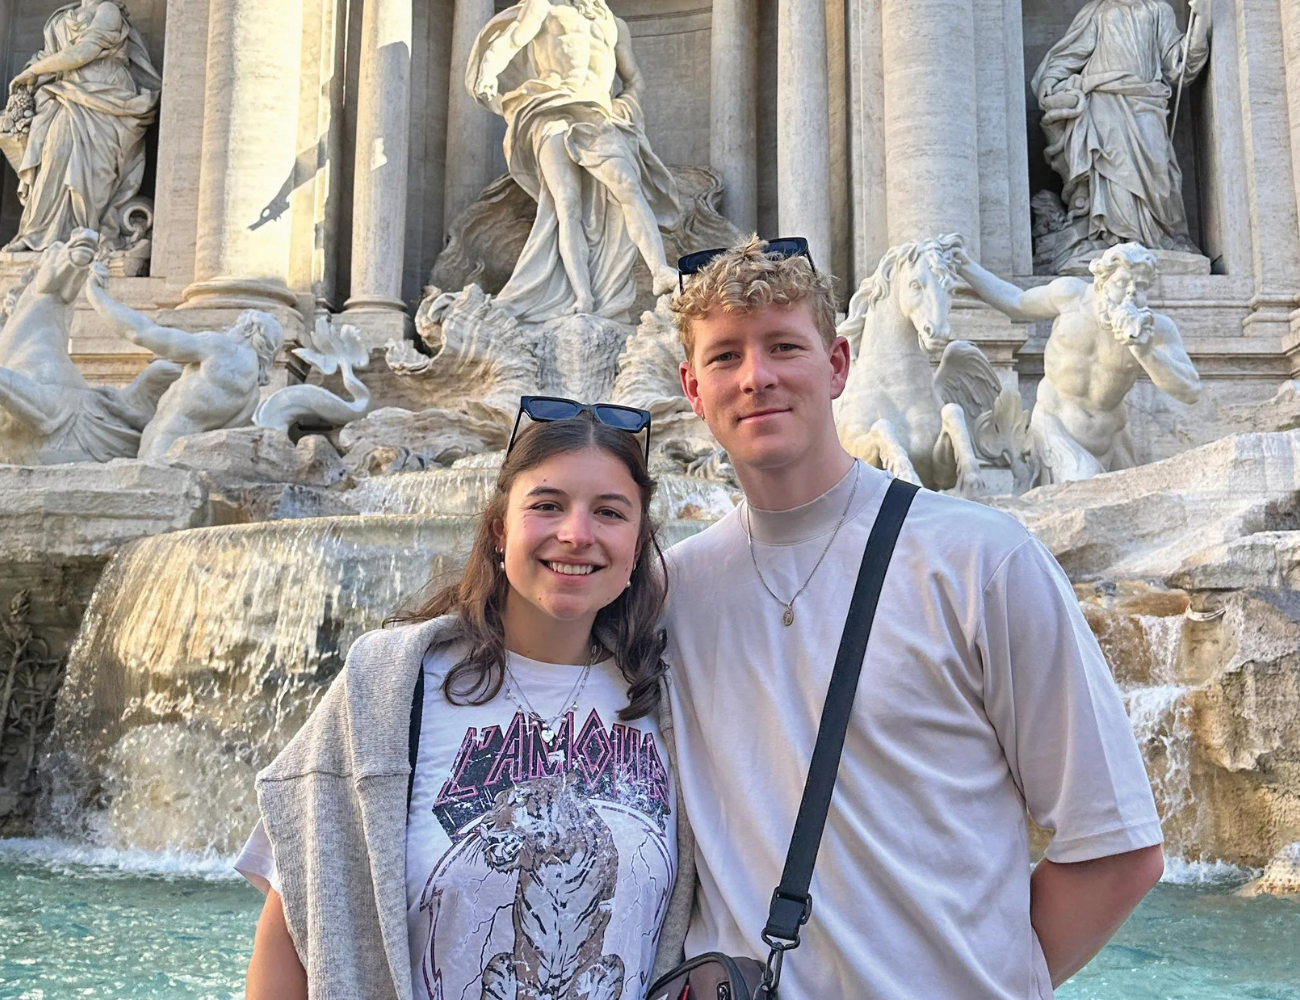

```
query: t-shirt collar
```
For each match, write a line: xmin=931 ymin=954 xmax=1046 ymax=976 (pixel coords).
xmin=742 ymin=460 xmax=888 ymax=545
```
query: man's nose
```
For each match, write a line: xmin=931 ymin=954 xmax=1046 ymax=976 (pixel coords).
xmin=738 ymin=353 xmax=777 ymax=393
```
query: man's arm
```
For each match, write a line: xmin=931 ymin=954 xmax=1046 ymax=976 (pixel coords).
xmin=955 ymin=250 xmax=1075 ymax=322
xmin=473 ymin=0 xmax=549 ymax=101
xmin=613 ymin=17 xmax=646 ymax=104
xmin=1131 ymin=316 xmax=1201 ymax=404
xmin=1031 ymin=845 xmax=1164 ymax=988
xmin=85 ymin=266 xmax=209 ymax=363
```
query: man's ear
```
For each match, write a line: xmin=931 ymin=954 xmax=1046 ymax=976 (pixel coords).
xmin=828 ymin=335 xmax=852 ymax=401
xmin=679 ymin=359 xmax=706 ymax=420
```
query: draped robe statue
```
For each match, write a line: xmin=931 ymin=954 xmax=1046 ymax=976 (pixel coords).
xmin=1031 ymin=0 xmax=1210 ymax=273
xmin=467 ymin=0 xmax=680 ymax=324
xmin=3 ymin=0 xmax=160 ymax=253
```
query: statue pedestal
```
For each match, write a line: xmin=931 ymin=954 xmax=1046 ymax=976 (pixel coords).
xmin=1058 ymin=249 xmax=1212 ymax=278
xmin=1 ymin=247 xmax=151 ymax=279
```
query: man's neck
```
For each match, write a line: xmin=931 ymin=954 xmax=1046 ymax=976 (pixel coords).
xmin=733 ymin=439 xmax=856 ymax=511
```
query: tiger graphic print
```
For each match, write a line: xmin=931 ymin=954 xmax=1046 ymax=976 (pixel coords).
xmin=477 ymin=774 xmax=624 ymax=1000
xmin=412 ymin=705 xmax=674 ymax=1000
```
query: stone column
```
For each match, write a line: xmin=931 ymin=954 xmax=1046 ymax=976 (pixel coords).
xmin=710 ymin=0 xmax=758 ymax=233
xmin=1238 ymin=0 xmax=1300 ymax=342
xmin=777 ymin=0 xmax=833 ymax=270
xmin=881 ymin=0 xmax=980 ymax=254
xmin=179 ymin=0 xmax=304 ymax=314
xmin=342 ymin=0 xmax=413 ymax=342
xmin=1276 ymin=0 xmax=1300 ymax=363
xmin=443 ymin=0 xmax=497 ymax=229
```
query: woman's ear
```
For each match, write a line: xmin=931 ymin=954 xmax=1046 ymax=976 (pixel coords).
xmin=491 ymin=518 xmax=505 ymax=553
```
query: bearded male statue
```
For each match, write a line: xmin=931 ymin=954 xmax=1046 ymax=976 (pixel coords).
xmin=1032 ymin=0 xmax=1209 ymax=272
xmin=467 ymin=0 xmax=681 ymax=323
xmin=955 ymin=243 xmax=1200 ymax=484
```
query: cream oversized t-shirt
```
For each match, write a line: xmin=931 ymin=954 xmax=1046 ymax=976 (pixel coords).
xmin=662 ymin=461 xmax=1161 ymax=999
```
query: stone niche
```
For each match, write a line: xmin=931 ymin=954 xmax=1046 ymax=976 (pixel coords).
xmin=0 ymin=0 xmax=166 ymax=247
xmin=1021 ymin=0 xmax=1210 ymax=274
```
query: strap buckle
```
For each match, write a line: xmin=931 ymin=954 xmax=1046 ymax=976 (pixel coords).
xmin=762 ymin=889 xmax=813 ymax=944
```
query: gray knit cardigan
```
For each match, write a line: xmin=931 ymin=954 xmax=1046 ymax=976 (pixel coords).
xmin=255 ymin=615 xmax=694 ymax=1000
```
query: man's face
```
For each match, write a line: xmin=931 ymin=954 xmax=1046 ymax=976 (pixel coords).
xmin=679 ymin=301 xmax=850 ymax=473
xmin=1096 ymin=264 xmax=1155 ymax=344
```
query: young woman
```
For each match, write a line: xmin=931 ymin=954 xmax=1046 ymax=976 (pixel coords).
xmin=237 ymin=401 xmax=693 ymax=1000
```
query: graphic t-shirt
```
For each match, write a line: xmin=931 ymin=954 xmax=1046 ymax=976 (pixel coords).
xmin=237 ymin=643 xmax=676 ymax=1000
xmin=662 ymin=461 xmax=1162 ymax=1000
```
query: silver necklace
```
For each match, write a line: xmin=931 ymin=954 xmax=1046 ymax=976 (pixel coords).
xmin=503 ymin=643 xmax=599 ymax=742
xmin=743 ymin=462 xmax=861 ymax=627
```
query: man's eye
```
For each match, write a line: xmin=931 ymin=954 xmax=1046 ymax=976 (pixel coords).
xmin=711 ymin=352 xmax=736 ymax=364
xmin=775 ymin=343 xmax=799 ymax=353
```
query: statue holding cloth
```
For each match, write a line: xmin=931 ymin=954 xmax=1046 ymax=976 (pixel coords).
xmin=1031 ymin=0 xmax=1210 ymax=273
xmin=467 ymin=0 xmax=681 ymax=324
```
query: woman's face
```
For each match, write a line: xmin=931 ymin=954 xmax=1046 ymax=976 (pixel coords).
xmin=495 ymin=447 xmax=643 ymax=628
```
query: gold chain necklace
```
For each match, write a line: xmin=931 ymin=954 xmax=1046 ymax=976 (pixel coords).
xmin=743 ymin=463 xmax=861 ymax=627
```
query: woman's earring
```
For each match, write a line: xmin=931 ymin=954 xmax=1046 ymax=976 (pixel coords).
xmin=497 ymin=549 xmax=505 ymax=571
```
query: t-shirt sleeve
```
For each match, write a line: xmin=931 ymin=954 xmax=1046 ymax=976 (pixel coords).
xmin=234 ymin=818 xmax=282 ymax=895
xmin=978 ymin=536 xmax=1163 ymax=863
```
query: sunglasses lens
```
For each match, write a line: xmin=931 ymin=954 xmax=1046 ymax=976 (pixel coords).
xmin=677 ymin=248 xmax=724 ymax=276
xmin=766 ymin=238 xmax=808 ymax=259
xmin=592 ymin=405 xmax=647 ymax=432
xmin=525 ymin=398 xmax=584 ymax=421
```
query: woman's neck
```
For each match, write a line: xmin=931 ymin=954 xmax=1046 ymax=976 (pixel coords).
xmin=500 ymin=593 xmax=597 ymax=665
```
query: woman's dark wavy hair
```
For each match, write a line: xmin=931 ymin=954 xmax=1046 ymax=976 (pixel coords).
xmin=388 ymin=413 xmax=667 ymax=721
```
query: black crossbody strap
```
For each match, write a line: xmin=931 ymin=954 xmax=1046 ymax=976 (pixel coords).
xmin=763 ymin=477 xmax=919 ymax=946
xmin=407 ymin=666 xmax=425 ymax=811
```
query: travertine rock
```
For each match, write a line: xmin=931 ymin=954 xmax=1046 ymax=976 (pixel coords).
xmin=163 ymin=426 xmax=346 ymax=486
xmin=991 ymin=430 xmax=1300 ymax=580
xmin=0 ymin=460 xmax=208 ymax=561
xmin=1239 ymin=842 xmax=1300 ymax=897
xmin=337 ymin=406 xmax=508 ymax=475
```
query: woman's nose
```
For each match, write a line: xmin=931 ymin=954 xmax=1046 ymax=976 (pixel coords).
xmin=557 ymin=511 xmax=595 ymax=545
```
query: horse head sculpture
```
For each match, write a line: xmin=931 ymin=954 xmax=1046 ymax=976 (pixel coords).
xmin=842 ymin=234 xmax=963 ymax=357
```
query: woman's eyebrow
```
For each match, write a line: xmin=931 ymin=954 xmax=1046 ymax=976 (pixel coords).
xmin=525 ymin=485 xmax=566 ymax=498
xmin=595 ymin=492 xmax=633 ymax=507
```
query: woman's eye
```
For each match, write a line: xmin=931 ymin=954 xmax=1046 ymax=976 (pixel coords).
xmin=531 ymin=501 xmax=561 ymax=512
xmin=597 ymin=507 xmax=627 ymax=520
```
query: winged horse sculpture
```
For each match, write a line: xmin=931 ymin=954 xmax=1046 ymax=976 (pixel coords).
xmin=833 ymin=234 xmax=1037 ymax=495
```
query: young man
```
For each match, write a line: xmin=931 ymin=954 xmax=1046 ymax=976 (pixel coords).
xmin=663 ymin=236 xmax=1164 ymax=998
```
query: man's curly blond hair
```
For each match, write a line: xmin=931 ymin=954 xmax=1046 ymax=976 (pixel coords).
xmin=670 ymin=235 xmax=838 ymax=364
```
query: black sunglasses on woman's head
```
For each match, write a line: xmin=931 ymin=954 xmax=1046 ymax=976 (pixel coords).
xmin=676 ymin=236 xmax=815 ymax=292
xmin=506 ymin=395 xmax=653 ymax=462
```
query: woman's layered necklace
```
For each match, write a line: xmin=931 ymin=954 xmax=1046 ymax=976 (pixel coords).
xmin=743 ymin=462 xmax=862 ymax=627
xmin=502 ymin=643 xmax=599 ymax=742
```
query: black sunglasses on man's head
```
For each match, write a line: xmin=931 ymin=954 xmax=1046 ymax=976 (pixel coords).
xmin=676 ymin=236 xmax=815 ymax=292
xmin=507 ymin=396 xmax=653 ymax=462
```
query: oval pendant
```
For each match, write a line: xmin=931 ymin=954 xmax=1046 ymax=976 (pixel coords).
xmin=782 ymin=606 xmax=795 ymax=627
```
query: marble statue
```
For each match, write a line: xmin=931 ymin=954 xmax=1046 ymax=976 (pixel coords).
xmin=467 ymin=0 xmax=681 ymax=322
xmin=1 ymin=1 xmax=161 ymax=253
xmin=0 ymin=229 xmax=177 ymax=464
xmin=834 ymin=235 xmax=1032 ymax=496
xmin=254 ymin=317 xmax=371 ymax=434
xmin=1031 ymin=0 xmax=1209 ymax=273
xmin=957 ymin=241 xmax=1201 ymax=483
xmin=85 ymin=265 xmax=284 ymax=463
